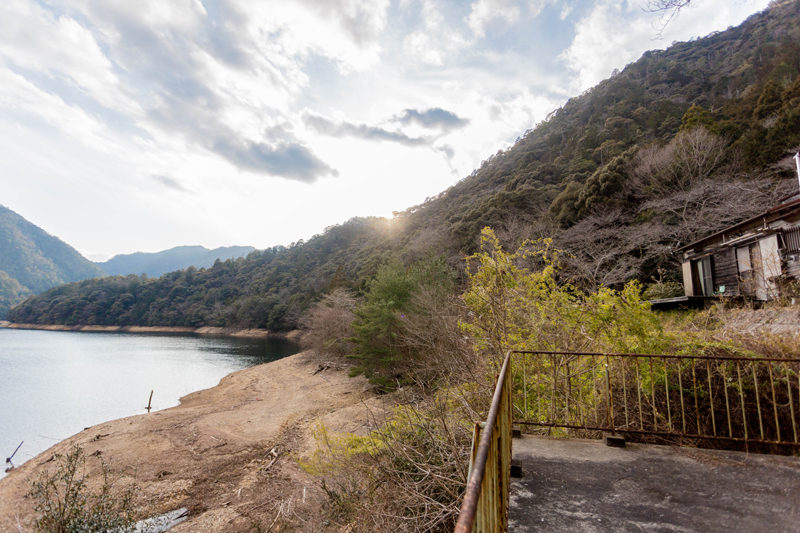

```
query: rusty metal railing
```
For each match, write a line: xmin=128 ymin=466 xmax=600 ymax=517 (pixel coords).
xmin=514 ymin=350 xmax=800 ymax=450
xmin=454 ymin=349 xmax=800 ymax=532
xmin=454 ymin=350 xmax=513 ymax=533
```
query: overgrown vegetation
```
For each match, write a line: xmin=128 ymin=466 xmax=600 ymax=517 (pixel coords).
xmin=462 ymin=228 xmax=667 ymax=357
xmin=302 ymin=254 xmax=474 ymax=391
xmin=303 ymin=225 xmax=800 ymax=530
xmin=28 ymin=445 xmax=138 ymax=533
xmin=346 ymin=255 xmax=460 ymax=388
xmin=302 ymin=391 xmax=479 ymax=532
xmin=302 ymin=228 xmax=671 ymax=530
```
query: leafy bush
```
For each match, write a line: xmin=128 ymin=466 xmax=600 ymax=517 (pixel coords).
xmin=28 ymin=445 xmax=138 ymax=533
xmin=461 ymin=227 xmax=667 ymax=359
xmin=349 ymin=255 xmax=457 ymax=389
xmin=642 ymin=281 xmax=685 ymax=300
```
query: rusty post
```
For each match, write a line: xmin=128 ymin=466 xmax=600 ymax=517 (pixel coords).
xmin=752 ymin=363 xmax=765 ymax=440
xmin=565 ymin=361 xmax=571 ymax=425
xmin=768 ymin=364 xmax=780 ymax=442
xmin=621 ymin=360 xmax=629 ymax=427
xmin=677 ymin=359 xmax=686 ymax=434
xmin=549 ymin=353 xmax=557 ymax=432
xmin=635 ymin=358 xmax=643 ymax=430
xmin=649 ymin=357 xmax=657 ymax=429
xmin=721 ymin=364 xmax=733 ymax=437
xmin=454 ymin=351 xmax=512 ymax=533
xmin=605 ymin=355 xmax=615 ymax=433
xmin=736 ymin=362 xmax=748 ymax=442
xmin=787 ymin=366 xmax=798 ymax=443
xmin=706 ymin=360 xmax=717 ymax=437
xmin=692 ymin=359 xmax=701 ymax=435
xmin=663 ymin=358 xmax=672 ymax=432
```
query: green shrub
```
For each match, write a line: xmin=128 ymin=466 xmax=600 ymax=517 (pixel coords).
xmin=303 ymin=388 xmax=476 ymax=532
xmin=28 ymin=445 xmax=138 ymax=533
xmin=461 ymin=227 xmax=667 ymax=358
xmin=349 ymin=255 xmax=456 ymax=388
xmin=642 ymin=281 xmax=684 ymax=300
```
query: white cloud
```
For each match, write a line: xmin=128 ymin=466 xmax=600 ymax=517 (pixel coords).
xmin=0 ymin=67 xmax=120 ymax=154
xmin=403 ymin=0 xmax=469 ymax=66
xmin=0 ymin=0 xmax=137 ymax=114
xmin=528 ymin=0 xmax=555 ymax=18
xmin=559 ymin=2 xmax=575 ymax=20
xmin=403 ymin=31 xmax=446 ymax=65
xmin=467 ymin=0 xmax=521 ymax=37
xmin=238 ymin=1 xmax=390 ymax=74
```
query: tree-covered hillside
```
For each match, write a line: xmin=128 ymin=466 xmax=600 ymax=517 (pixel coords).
xmin=10 ymin=1 xmax=800 ymax=329
xmin=0 ymin=205 xmax=104 ymax=317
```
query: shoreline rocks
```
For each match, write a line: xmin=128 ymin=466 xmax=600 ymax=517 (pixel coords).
xmin=0 ymin=322 xmax=301 ymax=340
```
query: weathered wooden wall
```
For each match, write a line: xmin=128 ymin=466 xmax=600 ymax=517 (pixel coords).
xmin=713 ymin=248 xmax=740 ymax=296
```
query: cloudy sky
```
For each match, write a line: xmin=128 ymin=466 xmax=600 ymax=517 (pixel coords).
xmin=0 ymin=0 xmax=771 ymax=260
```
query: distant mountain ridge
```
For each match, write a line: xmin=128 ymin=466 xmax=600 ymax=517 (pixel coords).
xmin=96 ymin=245 xmax=256 ymax=278
xmin=0 ymin=205 xmax=104 ymax=317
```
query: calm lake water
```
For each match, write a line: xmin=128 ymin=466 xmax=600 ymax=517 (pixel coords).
xmin=0 ymin=328 xmax=298 ymax=477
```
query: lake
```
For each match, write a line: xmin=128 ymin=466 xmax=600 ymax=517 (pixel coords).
xmin=0 ymin=328 xmax=298 ymax=477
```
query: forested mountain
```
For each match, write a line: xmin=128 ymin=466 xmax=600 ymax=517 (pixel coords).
xmin=0 ymin=205 xmax=104 ymax=317
xmin=97 ymin=245 xmax=256 ymax=278
xmin=9 ymin=1 xmax=800 ymax=329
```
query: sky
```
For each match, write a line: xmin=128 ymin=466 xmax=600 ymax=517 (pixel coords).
xmin=0 ymin=0 xmax=772 ymax=260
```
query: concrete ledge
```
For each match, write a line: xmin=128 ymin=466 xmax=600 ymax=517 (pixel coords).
xmin=509 ymin=435 xmax=800 ymax=532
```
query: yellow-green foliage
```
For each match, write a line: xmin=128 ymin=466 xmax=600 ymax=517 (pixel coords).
xmin=461 ymin=227 xmax=668 ymax=358
xmin=301 ymin=424 xmax=382 ymax=477
xmin=461 ymin=228 xmax=679 ymax=428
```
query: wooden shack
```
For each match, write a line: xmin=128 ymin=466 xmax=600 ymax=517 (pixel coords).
xmin=679 ymin=195 xmax=800 ymax=301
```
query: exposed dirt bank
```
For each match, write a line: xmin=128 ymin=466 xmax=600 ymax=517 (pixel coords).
xmin=0 ymin=351 xmax=381 ymax=532
xmin=1 ymin=322 xmax=302 ymax=340
xmin=718 ymin=306 xmax=800 ymax=337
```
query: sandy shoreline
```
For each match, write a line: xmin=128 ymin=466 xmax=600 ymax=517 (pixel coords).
xmin=0 ymin=322 xmax=302 ymax=340
xmin=0 ymin=351 xmax=379 ymax=532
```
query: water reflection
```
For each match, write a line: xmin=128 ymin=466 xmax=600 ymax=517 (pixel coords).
xmin=0 ymin=329 xmax=299 ymax=476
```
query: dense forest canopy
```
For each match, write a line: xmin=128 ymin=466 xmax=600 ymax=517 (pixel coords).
xmin=9 ymin=1 xmax=800 ymax=329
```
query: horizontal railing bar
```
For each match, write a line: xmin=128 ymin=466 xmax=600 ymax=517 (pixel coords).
xmin=517 ymin=421 xmax=800 ymax=447
xmin=511 ymin=350 xmax=800 ymax=363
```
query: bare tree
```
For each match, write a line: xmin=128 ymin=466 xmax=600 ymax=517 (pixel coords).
xmin=647 ymin=0 xmax=693 ymax=34
xmin=300 ymin=288 xmax=357 ymax=359
xmin=648 ymin=0 xmax=692 ymax=10
xmin=558 ymin=209 xmax=645 ymax=289
xmin=673 ymin=127 xmax=727 ymax=184
xmin=643 ymin=176 xmax=796 ymax=245
xmin=631 ymin=127 xmax=726 ymax=198
xmin=397 ymin=290 xmax=478 ymax=387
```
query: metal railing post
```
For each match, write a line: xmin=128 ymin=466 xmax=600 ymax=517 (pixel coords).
xmin=454 ymin=351 xmax=513 ymax=533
